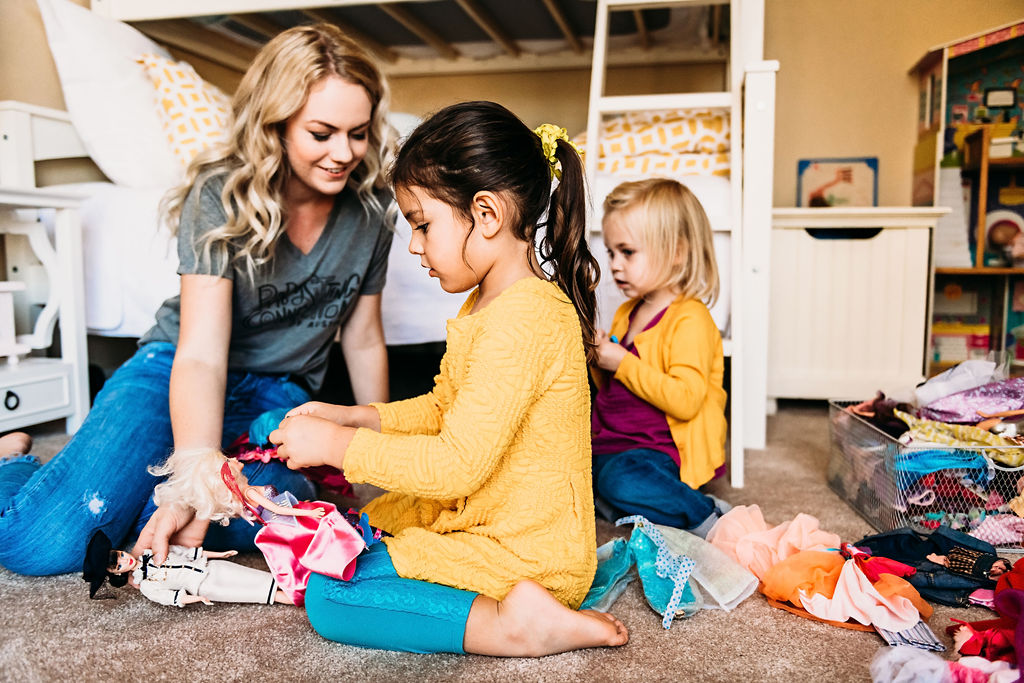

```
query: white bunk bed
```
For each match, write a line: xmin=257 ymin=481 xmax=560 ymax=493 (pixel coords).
xmin=4 ymin=0 xmax=776 ymax=485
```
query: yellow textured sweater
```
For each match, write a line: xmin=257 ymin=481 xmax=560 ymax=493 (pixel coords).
xmin=344 ymin=278 xmax=597 ymax=607
xmin=596 ymin=296 xmax=727 ymax=488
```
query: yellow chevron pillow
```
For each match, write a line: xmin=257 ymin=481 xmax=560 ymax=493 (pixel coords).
xmin=136 ymin=53 xmax=232 ymax=168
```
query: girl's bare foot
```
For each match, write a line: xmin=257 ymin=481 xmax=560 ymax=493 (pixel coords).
xmin=0 ymin=432 xmax=31 ymax=457
xmin=464 ymin=579 xmax=628 ymax=657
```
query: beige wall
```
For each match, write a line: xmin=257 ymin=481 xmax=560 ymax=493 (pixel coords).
xmin=390 ymin=63 xmax=724 ymax=134
xmin=2 ymin=0 xmax=1022 ymax=205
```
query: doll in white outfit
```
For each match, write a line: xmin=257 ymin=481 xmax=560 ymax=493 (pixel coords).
xmin=84 ymin=530 xmax=292 ymax=606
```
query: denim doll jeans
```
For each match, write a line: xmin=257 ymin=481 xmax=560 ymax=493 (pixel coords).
xmin=0 ymin=342 xmax=315 ymax=576
xmin=593 ymin=448 xmax=715 ymax=530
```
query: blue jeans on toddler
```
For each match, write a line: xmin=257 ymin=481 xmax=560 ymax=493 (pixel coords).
xmin=0 ymin=342 xmax=315 ymax=576
xmin=305 ymin=543 xmax=478 ymax=653
xmin=593 ymin=448 xmax=716 ymax=531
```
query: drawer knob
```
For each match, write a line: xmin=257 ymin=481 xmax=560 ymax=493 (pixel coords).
xmin=4 ymin=390 xmax=19 ymax=411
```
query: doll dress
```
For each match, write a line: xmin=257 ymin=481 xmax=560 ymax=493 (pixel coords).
xmin=253 ymin=493 xmax=367 ymax=606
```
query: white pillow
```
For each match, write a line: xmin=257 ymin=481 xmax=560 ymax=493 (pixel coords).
xmin=36 ymin=0 xmax=182 ymax=188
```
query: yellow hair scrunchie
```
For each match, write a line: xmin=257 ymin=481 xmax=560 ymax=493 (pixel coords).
xmin=533 ymin=123 xmax=583 ymax=180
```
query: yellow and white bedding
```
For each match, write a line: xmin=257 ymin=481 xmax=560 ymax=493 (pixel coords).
xmin=578 ymin=109 xmax=734 ymax=335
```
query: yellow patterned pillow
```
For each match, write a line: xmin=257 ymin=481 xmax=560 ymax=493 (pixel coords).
xmin=136 ymin=53 xmax=231 ymax=168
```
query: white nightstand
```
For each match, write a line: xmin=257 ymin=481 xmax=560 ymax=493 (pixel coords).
xmin=0 ymin=186 xmax=89 ymax=433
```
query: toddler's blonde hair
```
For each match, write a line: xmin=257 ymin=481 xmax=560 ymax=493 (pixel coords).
xmin=602 ymin=178 xmax=719 ymax=307
xmin=149 ymin=448 xmax=246 ymax=525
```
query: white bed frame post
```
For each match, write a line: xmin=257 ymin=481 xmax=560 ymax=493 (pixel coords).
xmin=734 ymin=0 xmax=775 ymax=455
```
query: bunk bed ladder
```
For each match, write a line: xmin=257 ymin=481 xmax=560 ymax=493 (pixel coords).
xmin=585 ymin=0 xmax=777 ymax=488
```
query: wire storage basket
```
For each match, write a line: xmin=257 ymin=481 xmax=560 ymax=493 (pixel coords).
xmin=828 ymin=400 xmax=1024 ymax=551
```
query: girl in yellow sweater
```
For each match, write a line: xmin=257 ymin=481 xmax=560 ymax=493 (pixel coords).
xmin=268 ymin=101 xmax=628 ymax=655
xmin=591 ymin=179 xmax=729 ymax=538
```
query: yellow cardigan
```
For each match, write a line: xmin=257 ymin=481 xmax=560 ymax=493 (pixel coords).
xmin=343 ymin=278 xmax=597 ymax=607
xmin=597 ymin=296 xmax=727 ymax=488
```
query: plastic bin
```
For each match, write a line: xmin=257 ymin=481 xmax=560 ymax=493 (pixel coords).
xmin=827 ymin=400 xmax=1024 ymax=550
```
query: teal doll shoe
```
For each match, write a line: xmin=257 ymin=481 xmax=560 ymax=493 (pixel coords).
xmin=580 ymin=537 xmax=635 ymax=612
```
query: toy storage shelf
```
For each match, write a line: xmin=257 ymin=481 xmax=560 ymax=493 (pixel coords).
xmin=909 ymin=20 xmax=1024 ymax=378
xmin=929 ymin=128 xmax=1024 ymax=376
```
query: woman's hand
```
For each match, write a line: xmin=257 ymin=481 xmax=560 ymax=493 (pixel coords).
xmin=131 ymin=502 xmax=210 ymax=565
xmin=595 ymin=330 xmax=628 ymax=373
xmin=269 ymin=414 xmax=356 ymax=471
xmin=305 ymin=507 xmax=327 ymax=519
xmin=285 ymin=402 xmax=381 ymax=430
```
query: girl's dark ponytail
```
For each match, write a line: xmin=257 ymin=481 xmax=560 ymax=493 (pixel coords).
xmin=540 ymin=139 xmax=599 ymax=365
xmin=390 ymin=101 xmax=600 ymax=363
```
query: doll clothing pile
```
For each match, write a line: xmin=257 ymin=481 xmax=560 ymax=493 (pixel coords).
xmin=871 ymin=646 xmax=1020 ymax=683
xmin=705 ymin=504 xmax=841 ymax=580
xmin=895 ymin=411 xmax=1024 ymax=467
xmin=760 ymin=549 xmax=931 ymax=632
xmin=919 ymin=377 xmax=1024 ymax=425
xmin=856 ymin=526 xmax=1003 ymax=607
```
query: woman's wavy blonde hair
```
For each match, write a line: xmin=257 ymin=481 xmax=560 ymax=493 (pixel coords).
xmin=602 ymin=178 xmax=719 ymax=307
xmin=162 ymin=23 xmax=394 ymax=281
xmin=149 ymin=448 xmax=247 ymax=525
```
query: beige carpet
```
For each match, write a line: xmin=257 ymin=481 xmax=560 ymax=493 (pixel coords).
xmin=0 ymin=401 xmax=997 ymax=682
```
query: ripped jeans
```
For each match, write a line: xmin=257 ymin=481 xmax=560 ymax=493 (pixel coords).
xmin=0 ymin=342 xmax=315 ymax=576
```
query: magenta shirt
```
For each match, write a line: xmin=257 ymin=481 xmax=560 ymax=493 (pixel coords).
xmin=591 ymin=307 xmax=680 ymax=465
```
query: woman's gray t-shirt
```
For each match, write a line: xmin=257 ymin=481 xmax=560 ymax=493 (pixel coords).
xmin=140 ymin=173 xmax=394 ymax=393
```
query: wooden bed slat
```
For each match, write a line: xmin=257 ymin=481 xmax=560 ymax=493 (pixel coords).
xmin=227 ymin=13 xmax=284 ymax=40
xmin=632 ymin=10 xmax=651 ymax=49
xmin=135 ymin=19 xmax=258 ymax=71
xmin=454 ymin=0 xmax=520 ymax=57
xmin=539 ymin=0 xmax=583 ymax=54
xmin=377 ymin=4 xmax=459 ymax=60
xmin=300 ymin=9 xmax=400 ymax=63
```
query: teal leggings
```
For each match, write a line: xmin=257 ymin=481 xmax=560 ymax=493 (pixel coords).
xmin=305 ymin=543 xmax=478 ymax=653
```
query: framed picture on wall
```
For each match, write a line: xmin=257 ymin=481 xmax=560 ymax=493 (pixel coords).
xmin=797 ymin=157 xmax=879 ymax=207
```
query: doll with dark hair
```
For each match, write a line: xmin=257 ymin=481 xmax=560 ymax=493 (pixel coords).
xmin=926 ymin=547 xmax=1012 ymax=582
xmin=83 ymin=530 xmax=291 ymax=607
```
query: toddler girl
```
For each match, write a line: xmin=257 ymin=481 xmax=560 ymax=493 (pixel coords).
xmin=591 ymin=178 xmax=728 ymax=537
xmin=266 ymin=101 xmax=628 ymax=656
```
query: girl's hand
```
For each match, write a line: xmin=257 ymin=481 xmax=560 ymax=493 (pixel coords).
xmin=307 ymin=507 xmax=327 ymax=519
xmin=269 ymin=415 xmax=355 ymax=471
xmin=286 ymin=401 xmax=350 ymax=423
xmin=286 ymin=402 xmax=381 ymax=430
xmin=595 ymin=330 xmax=628 ymax=373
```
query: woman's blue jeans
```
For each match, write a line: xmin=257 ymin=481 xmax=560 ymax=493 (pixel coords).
xmin=593 ymin=448 xmax=714 ymax=530
xmin=0 ymin=342 xmax=315 ymax=576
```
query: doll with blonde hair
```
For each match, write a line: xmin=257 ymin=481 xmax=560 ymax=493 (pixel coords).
xmin=148 ymin=448 xmax=326 ymax=526
xmin=591 ymin=177 xmax=729 ymax=538
xmin=0 ymin=23 xmax=396 ymax=576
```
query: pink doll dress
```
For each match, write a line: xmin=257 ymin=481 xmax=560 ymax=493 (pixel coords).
xmin=254 ymin=499 xmax=366 ymax=606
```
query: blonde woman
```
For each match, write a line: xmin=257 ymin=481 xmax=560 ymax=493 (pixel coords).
xmin=0 ymin=24 xmax=394 ymax=575
xmin=591 ymin=178 xmax=729 ymax=538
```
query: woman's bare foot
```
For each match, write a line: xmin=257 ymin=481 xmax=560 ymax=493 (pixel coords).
xmin=0 ymin=432 xmax=31 ymax=457
xmin=463 ymin=579 xmax=628 ymax=657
